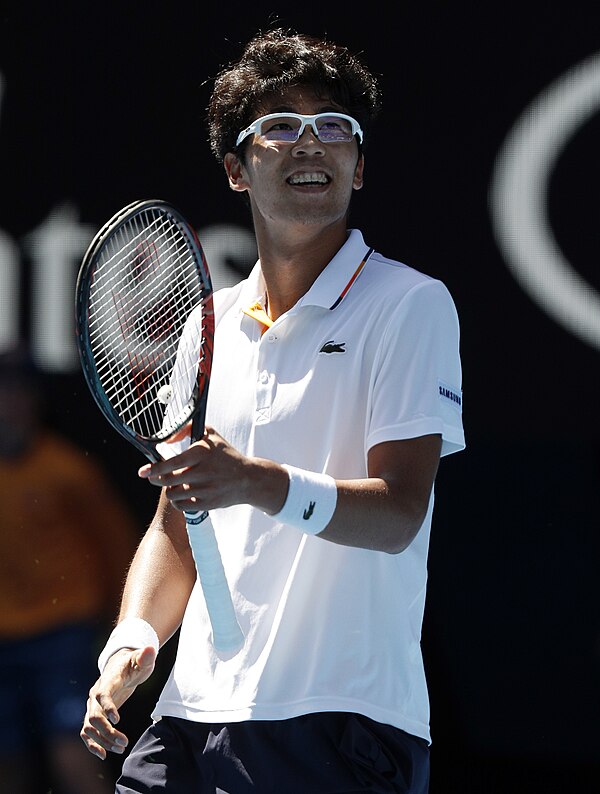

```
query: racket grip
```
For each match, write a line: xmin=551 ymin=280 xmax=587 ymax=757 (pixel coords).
xmin=184 ymin=510 xmax=244 ymax=653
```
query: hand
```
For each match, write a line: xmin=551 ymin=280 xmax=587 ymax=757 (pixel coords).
xmin=80 ymin=646 xmax=156 ymax=760
xmin=138 ymin=425 xmax=288 ymax=516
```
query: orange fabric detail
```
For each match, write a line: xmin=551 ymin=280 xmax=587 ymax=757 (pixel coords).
xmin=329 ymin=248 xmax=373 ymax=310
xmin=243 ymin=301 xmax=273 ymax=332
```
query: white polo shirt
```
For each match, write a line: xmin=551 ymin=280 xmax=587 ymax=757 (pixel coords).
xmin=152 ymin=229 xmax=465 ymax=743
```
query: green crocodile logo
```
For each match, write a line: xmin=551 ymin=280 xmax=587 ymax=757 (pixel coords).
xmin=319 ymin=340 xmax=346 ymax=354
xmin=303 ymin=501 xmax=316 ymax=520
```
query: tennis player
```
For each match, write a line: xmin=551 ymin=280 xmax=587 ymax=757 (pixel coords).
xmin=81 ymin=29 xmax=465 ymax=793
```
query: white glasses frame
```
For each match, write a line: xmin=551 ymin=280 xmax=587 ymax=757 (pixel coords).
xmin=235 ymin=112 xmax=364 ymax=147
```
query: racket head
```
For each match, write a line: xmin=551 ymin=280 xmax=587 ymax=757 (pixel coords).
xmin=75 ymin=200 xmax=214 ymax=462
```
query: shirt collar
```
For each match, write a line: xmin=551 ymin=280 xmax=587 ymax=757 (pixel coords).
xmin=240 ymin=229 xmax=373 ymax=318
xmin=298 ymin=229 xmax=373 ymax=311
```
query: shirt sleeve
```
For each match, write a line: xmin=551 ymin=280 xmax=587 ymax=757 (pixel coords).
xmin=366 ymin=277 xmax=465 ymax=457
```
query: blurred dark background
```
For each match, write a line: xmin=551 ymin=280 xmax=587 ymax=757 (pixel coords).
xmin=1 ymin=3 xmax=598 ymax=792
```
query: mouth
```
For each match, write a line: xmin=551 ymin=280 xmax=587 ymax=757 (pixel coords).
xmin=287 ymin=171 xmax=330 ymax=187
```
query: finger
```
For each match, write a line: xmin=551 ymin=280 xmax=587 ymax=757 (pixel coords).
xmin=85 ymin=690 xmax=128 ymax=745
xmin=137 ymin=424 xmax=197 ymax=480
xmin=166 ymin=499 xmax=201 ymax=515
xmin=82 ymin=720 xmax=129 ymax=757
xmin=138 ymin=427 xmax=212 ymax=480
xmin=138 ymin=455 xmax=200 ymax=482
xmin=81 ymin=732 xmax=108 ymax=761
xmin=82 ymin=703 xmax=128 ymax=758
xmin=89 ymin=717 xmax=128 ymax=748
xmin=144 ymin=467 xmax=203 ymax=488
xmin=95 ymin=692 xmax=121 ymax=727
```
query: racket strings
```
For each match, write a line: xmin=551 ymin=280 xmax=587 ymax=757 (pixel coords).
xmin=89 ymin=217 xmax=195 ymax=342
xmin=90 ymin=255 xmax=198 ymax=390
xmin=87 ymin=209 xmax=208 ymax=439
xmin=97 ymin=279 xmax=200 ymax=433
xmin=93 ymin=285 xmax=203 ymax=436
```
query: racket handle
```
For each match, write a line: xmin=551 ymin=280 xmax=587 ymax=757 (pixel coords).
xmin=184 ymin=510 xmax=244 ymax=653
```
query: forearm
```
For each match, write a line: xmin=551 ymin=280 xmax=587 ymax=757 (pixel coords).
xmin=140 ymin=432 xmax=442 ymax=556
xmin=118 ymin=490 xmax=197 ymax=646
xmin=249 ymin=436 xmax=442 ymax=554
xmin=257 ymin=470 xmax=428 ymax=554
xmin=318 ymin=477 xmax=427 ymax=554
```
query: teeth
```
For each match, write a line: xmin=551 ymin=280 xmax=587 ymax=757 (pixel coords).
xmin=289 ymin=172 xmax=328 ymax=185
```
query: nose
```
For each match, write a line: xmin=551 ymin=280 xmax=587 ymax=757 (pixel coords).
xmin=292 ymin=125 xmax=325 ymax=156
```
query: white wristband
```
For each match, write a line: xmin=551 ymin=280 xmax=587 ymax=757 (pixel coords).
xmin=272 ymin=465 xmax=337 ymax=535
xmin=98 ymin=617 xmax=159 ymax=674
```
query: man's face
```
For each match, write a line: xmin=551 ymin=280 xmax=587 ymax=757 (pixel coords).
xmin=225 ymin=86 xmax=364 ymax=232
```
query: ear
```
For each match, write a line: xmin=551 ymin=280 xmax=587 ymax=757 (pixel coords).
xmin=224 ymin=152 xmax=249 ymax=192
xmin=353 ymin=154 xmax=365 ymax=191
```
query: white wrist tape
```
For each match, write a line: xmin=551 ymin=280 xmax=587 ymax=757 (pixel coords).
xmin=272 ymin=464 xmax=337 ymax=535
xmin=98 ymin=617 xmax=159 ymax=674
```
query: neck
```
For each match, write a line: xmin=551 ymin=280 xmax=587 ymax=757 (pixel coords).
xmin=254 ymin=219 xmax=349 ymax=321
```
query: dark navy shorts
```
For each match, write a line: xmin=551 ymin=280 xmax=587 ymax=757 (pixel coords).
xmin=116 ymin=712 xmax=429 ymax=793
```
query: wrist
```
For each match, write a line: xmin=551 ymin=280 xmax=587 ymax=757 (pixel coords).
xmin=270 ymin=465 xmax=337 ymax=535
xmin=246 ymin=457 xmax=290 ymax=514
xmin=98 ymin=617 xmax=159 ymax=674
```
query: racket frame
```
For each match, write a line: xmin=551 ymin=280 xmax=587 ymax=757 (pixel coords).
xmin=75 ymin=199 xmax=213 ymax=464
xmin=75 ymin=200 xmax=243 ymax=652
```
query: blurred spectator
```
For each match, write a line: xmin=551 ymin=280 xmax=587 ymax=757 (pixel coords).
xmin=0 ymin=344 xmax=138 ymax=793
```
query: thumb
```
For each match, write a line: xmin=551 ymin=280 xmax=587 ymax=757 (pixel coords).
xmin=112 ymin=645 xmax=157 ymax=704
xmin=129 ymin=645 xmax=157 ymax=681
xmin=98 ymin=645 xmax=158 ymax=721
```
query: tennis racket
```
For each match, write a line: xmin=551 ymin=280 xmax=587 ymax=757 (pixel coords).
xmin=75 ymin=199 xmax=243 ymax=652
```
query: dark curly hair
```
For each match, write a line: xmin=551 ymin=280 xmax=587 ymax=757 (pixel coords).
xmin=207 ymin=29 xmax=382 ymax=162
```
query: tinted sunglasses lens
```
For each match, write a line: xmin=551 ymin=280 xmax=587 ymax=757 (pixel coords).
xmin=260 ymin=116 xmax=302 ymax=141
xmin=315 ymin=115 xmax=354 ymax=142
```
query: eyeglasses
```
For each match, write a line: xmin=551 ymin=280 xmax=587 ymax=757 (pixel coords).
xmin=235 ymin=112 xmax=364 ymax=147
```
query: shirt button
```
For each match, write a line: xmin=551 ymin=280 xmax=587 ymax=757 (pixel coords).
xmin=259 ymin=371 xmax=269 ymax=384
xmin=267 ymin=333 xmax=277 ymax=343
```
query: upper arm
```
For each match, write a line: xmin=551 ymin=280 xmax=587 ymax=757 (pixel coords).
xmin=368 ymin=434 xmax=442 ymax=496
xmin=367 ymin=433 xmax=442 ymax=550
xmin=323 ymin=434 xmax=443 ymax=555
